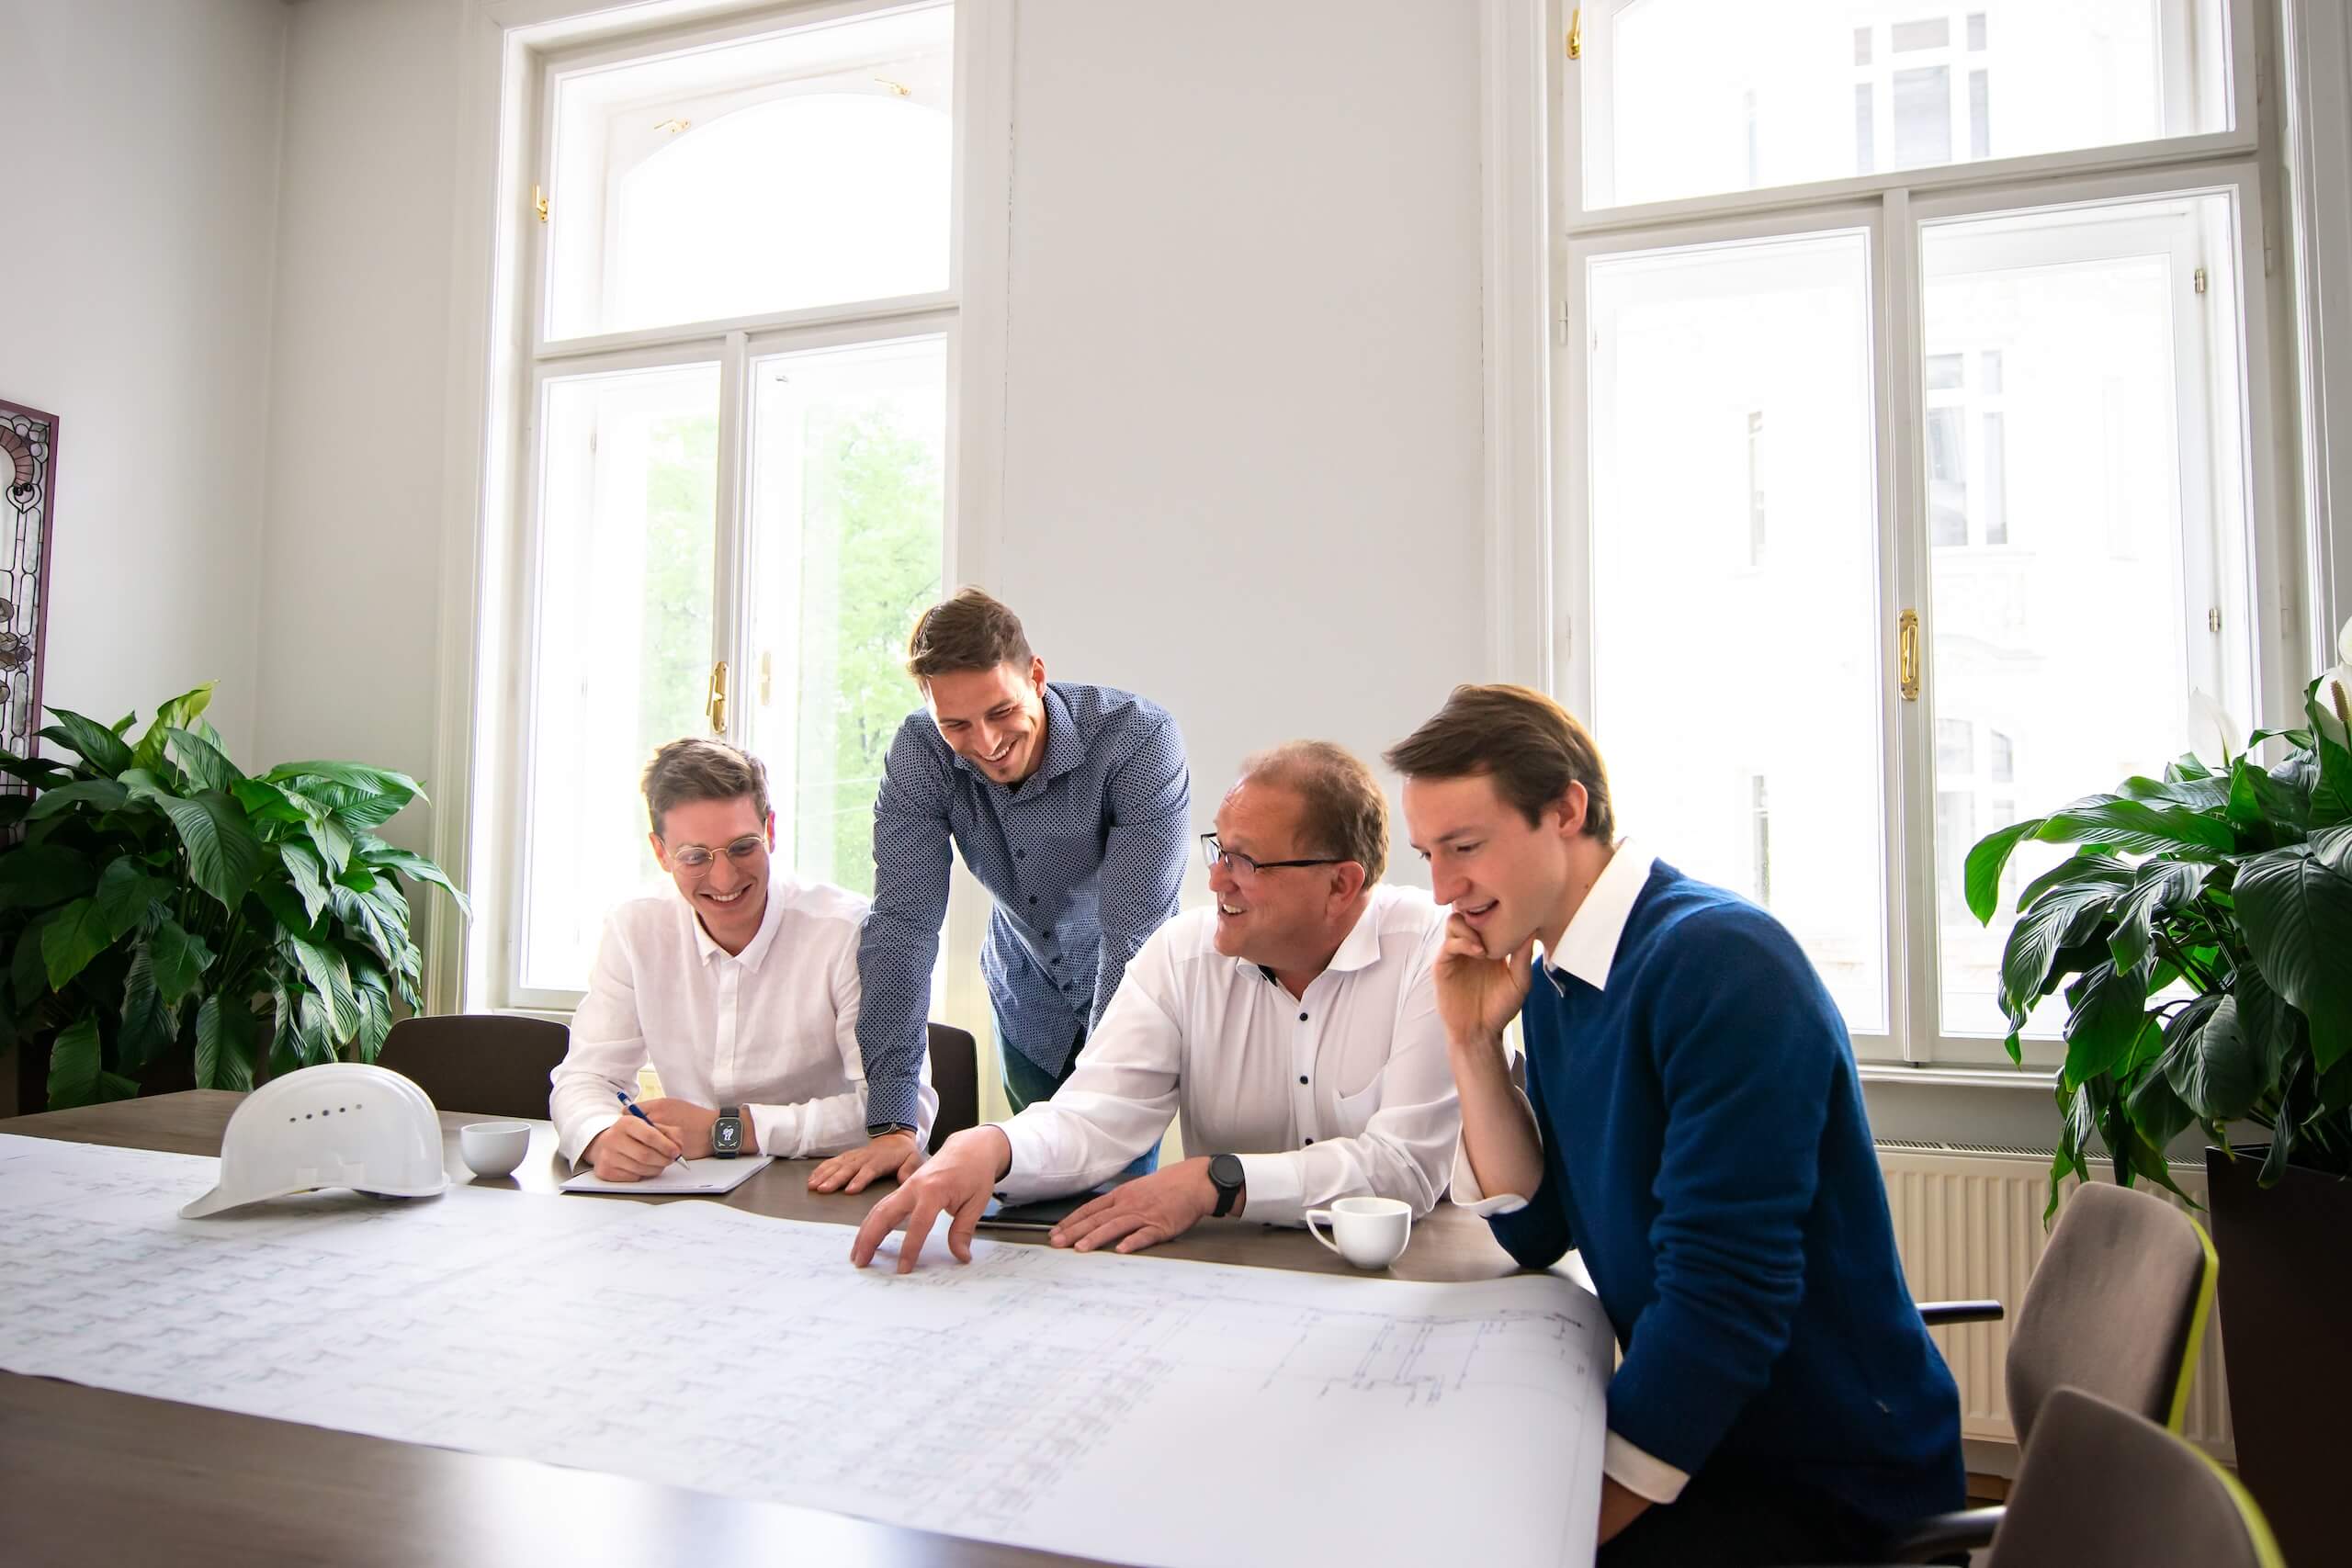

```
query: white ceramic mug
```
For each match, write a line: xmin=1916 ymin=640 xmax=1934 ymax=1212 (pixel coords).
xmin=458 ymin=1122 xmax=532 ymax=1179
xmin=1304 ymin=1195 xmax=1413 ymax=1269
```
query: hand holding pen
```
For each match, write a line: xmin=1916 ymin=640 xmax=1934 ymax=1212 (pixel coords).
xmin=615 ymin=1089 xmax=690 ymax=1171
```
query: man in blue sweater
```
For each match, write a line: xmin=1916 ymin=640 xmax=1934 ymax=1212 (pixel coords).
xmin=1387 ymin=684 xmax=1962 ymax=1565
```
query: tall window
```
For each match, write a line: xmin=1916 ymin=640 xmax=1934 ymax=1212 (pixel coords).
xmin=1559 ymin=0 xmax=2279 ymax=1066
xmin=503 ymin=3 xmax=955 ymax=1006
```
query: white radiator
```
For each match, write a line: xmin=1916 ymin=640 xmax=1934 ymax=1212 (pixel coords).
xmin=1876 ymin=1144 xmax=2233 ymax=1462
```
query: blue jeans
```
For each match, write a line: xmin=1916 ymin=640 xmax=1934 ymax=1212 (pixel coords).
xmin=1000 ymin=1028 xmax=1160 ymax=1177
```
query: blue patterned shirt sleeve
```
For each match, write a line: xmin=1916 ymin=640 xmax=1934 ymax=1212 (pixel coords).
xmin=854 ymin=716 xmax=956 ymax=1131
xmin=1090 ymin=714 xmax=1190 ymax=1032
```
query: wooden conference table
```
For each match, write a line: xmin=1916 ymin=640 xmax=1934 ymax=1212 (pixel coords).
xmin=0 ymin=1090 xmax=1528 ymax=1567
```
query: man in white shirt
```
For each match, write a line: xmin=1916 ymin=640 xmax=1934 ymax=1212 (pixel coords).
xmin=850 ymin=741 xmax=1457 ymax=1272
xmin=552 ymin=739 xmax=936 ymax=1179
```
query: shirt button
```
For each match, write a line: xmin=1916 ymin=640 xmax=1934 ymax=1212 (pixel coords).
xmin=1298 ymin=1011 xmax=1308 ymax=1021
xmin=1303 ymin=1138 xmax=1315 ymax=1146
xmin=1016 ymin=849 xmax=1026 ymax=860
xmin=1298 ymin=1075 xmax=1308 ymax=1086
xmin=1029 ymin=896 xmax=1039 ymax=906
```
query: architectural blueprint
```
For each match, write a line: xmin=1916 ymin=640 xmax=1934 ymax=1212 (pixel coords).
xmin=0 ymin=1134 xmax=1610 ymax=1567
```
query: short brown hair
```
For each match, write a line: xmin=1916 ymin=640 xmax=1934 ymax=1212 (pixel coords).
xmin=641 ymin=738 xmax=770 ymax=838
xmin=1238 ymin=741 xmax=1391 ymax=886
xmin=1383 ymin=684 xmax=1615 ymax=841
xmin=906 ymin=587 xmax=1034 ymax=682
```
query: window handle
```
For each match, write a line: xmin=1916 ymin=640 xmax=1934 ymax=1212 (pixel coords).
xmin=1898 ymin=610 xmax=1921 ymax=702
xmin=707 ymin=660 xmax=729 ymax=733
xmin=1566 ymin=7 xmax=1582 ymax=60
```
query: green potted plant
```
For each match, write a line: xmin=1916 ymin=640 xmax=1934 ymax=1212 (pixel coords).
xmin=0 ymin=685 xmax=468 ymax=1111
xmin=1965 ymin=618 xmax=2352 ymax=1567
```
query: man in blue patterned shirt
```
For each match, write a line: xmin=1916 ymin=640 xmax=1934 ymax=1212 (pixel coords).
xmin=808 ymin=589 xmax=1192 ymax=1194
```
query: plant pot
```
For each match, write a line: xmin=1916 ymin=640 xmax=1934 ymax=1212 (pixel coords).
xmin=2204 ymin=1144 xmax=2352 ymax=1567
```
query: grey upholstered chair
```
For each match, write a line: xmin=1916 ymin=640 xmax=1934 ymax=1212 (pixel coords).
xmin=1889 ymin=1179 xmax=2219 ymax=1561
xmin=1962 ymin=1386 xmax=2278 ymax=1568
xmin=377 ymin=1014 xmax=571 ymax=1121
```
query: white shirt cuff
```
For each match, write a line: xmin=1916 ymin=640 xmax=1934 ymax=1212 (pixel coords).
xmin=1603 ymin=1432 xmax=1690 ymax=1505
xmin=747 ymin=1103 xmax=797 ymax=1160
xmin=992 ymin=1113 xmax=1064 ymax=1203
xmin=1447 ymin=1124 xmax=1531 ymax=1216
xmin=1233 ymin=1152 xmax=1306 ymax=1226
xmin=563 ymin=1111 xmax=623 ymax=1168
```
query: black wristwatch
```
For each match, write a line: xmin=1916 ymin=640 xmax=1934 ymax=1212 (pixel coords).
xmin=866 ymin=1122 xmax=917 ymax=1140
xmin=711 ymin=1105 xmax=743 ymax=1158
xmin=1207 ymin=1153 xmax=1246 ymax=1218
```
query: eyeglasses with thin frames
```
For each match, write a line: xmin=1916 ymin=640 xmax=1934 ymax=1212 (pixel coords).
xmin=667 ymin=834 xmax=768 ymax=872
xmin=1200 ymin=833 xmax=1344 ymax=878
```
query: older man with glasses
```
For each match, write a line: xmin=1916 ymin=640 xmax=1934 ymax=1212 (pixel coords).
xmin=849 ymin=741 xmax=1459 ymax=1271
xmin=549 ymin=738 xmax=937 ymax=1179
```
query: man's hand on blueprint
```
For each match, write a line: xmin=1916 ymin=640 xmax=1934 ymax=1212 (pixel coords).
xmin=849 ymin=1126 xmax=1012 ymax=1272
xmin=1048 ymin=1157 xmax=1223 ymax=1255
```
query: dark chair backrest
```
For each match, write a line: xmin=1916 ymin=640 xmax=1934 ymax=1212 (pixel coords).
xmin=1990 ymin=1386 xmax=2281 ymax=1568
xmin=925 ymin=1021 xmax=979 ymax=1153
xmin=2007 ymin=1180 xmax=2216 ymax=1447
xmin=377 ymin=1014 xmax=571 ymax=1121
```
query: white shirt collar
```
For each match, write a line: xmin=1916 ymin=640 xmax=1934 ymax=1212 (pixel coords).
xmin=689 ymin=868 xmax=794 ymax=973
xmin=1543 ymin=840 xmax=1654 ymax=994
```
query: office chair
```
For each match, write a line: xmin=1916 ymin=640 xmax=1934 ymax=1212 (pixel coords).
xmin=376 ymin=1013 xmax=571 ymax=1121
xmin=925 ymin=1021 xmax=980 ymax=1152
xmin=1887 ymin=1180 xmax=2219 ymax=1561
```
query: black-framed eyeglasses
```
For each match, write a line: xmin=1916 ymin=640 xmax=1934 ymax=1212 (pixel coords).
xmin=1201 ymin=833 xmax=1344 ymax=877
xmin=668 ymin=834 xmax=768 ymax=871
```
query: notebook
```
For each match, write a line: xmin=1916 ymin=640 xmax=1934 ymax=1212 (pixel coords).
xmin=560 ymin=1155 xmax=774 ymax=1196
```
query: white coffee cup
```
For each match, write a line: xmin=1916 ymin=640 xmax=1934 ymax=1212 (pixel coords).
xmin=1305 ymin=1195 xmax=1413 ymax=1269
xmin=459 ymin=1122 xmax=532 ymax=1179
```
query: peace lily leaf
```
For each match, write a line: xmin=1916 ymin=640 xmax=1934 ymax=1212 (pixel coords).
xmin=165 ymin=726 xmax=245 ymax=795
xmin=130 ymin=683 xmax=216 ymax=773
xmin=41 ymin=897 xmax=119 ymax=990
xmin=2233 ymin=845 xmax=2352 ymax=1071
xmin=1998 ymin=881 xmax=2123 ymax=1027
xmin=147 ymin=916 xmax=215 ymax=1006
xmin=195 ymin=994 xmax=257 ymax=1091
xmin=1963 ymin=818 xmax=2045 ymax=924
xmin=2032 ymin=794 xmax=2236 ymax=857
xmin=362 ymin=845 xmax=471 ymax=919
xmin=46 ymin=1015 xmax=102 ymax=1109
xmin=40 ymin=708 xmax=134 ymax=776
xmin=2106 ymin=861 xmax=2213 ymax=978
xmin=26 ymin=778 xmax=130 ymax=821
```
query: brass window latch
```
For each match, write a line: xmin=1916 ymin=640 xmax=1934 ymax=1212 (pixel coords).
xmin=1898 ymin=609 xmax=1921 ymax=701
xmin=707 ymin=660 xmax=729 ymax=733
xmin=1567 ymin=8 xmax=1582 ymax=60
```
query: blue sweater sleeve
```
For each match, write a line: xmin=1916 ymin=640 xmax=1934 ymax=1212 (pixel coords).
xmin=1484 ymin=1043 xmax=1576 ymax=1269
xmin=854 ymin=718 xmax=954 ymax=1131
xmin=1604 ymin=908 xmax=1838 ymax=1476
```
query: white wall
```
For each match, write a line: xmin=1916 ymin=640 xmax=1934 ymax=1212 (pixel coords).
xmin=245 ymin=0 xmax=1487 ymax=901
xmin=0 ymin=0 xmax=288 ymax=758
xmin=254 ymin=0 xmax=465 ymax=818
xmin=994 ymin=0 xmax=1485 ymax=887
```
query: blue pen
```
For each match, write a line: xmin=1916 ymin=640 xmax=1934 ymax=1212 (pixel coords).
xmin=616 ymin=1090 xmax=689 ymax=1170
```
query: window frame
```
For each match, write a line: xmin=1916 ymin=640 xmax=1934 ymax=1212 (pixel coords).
xmin=487 ymin=0 xmax=965 ymax=1014
xmin=1546 ymin=0 xmax=2300 ymax=1067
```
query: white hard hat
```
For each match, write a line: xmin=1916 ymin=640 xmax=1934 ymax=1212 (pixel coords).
xmin=181 ymin=1062 xmax=448 ymax=1218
